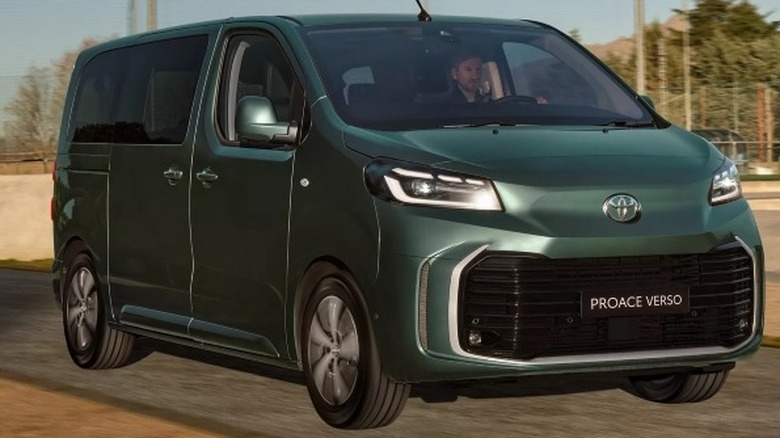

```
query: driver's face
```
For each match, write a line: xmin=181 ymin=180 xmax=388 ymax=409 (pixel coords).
xmin=451 ymin=57 xmax=483 ymax=93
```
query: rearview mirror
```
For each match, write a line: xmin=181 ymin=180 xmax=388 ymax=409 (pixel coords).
xmin=236 ymin=96 xmax=298 ymax=145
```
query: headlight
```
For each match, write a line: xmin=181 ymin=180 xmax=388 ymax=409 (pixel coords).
xmin=709 ymin=158 xmax=742 ymax=205
xmin=364 ymin=159 xmax=503 ymax=211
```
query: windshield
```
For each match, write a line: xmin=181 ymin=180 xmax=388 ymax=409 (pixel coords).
xmin=299 ymin=22 xmax=656 ymax=130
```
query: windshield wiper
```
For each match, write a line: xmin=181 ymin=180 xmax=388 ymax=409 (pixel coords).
xmin=443 ymin=121 xmax=519 ymax=128
xmin=601 ymin=120 xmax=656 ymax=128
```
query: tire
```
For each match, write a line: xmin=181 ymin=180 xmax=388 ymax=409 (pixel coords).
xmin=301 ymin=268 xmax=410 ymax=429
xmin=62 ymin=251 xmax=137 ymax=369
xmin=629 ymin=370 xmax=729 ymax=403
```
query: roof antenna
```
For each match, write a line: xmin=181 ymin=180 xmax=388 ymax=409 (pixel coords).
xmin=415 ymin=0 xmax=432 ymax=22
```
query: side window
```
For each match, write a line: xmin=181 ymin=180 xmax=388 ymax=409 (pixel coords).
xmin=71 ymin=35 xmax=208 ymax=145
xmin=218 ymin=34 xmax=303 ymax=143
xmin=71 ymin=52 xmax=119 ymax=143
xmin=114 ymin=35 xmax=208 ymax=144
xmin=503 ymin=42 xmax=594 ymax=105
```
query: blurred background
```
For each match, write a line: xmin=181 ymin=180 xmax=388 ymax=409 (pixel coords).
xmin=0 ymin=0 xmax=778 ymax=175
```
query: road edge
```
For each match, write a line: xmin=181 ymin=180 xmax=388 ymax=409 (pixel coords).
xmin=0 ymin=368 xmax=273 ymax=438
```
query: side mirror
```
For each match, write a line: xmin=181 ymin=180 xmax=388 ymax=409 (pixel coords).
xmin=236 ymin=96 xmax=298 ymax=145
xmin=640 ymin=95 xmax=655 ymax=110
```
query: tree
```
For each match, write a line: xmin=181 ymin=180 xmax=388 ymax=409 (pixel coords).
xmin=2 ymin=38 xmax=99 ymax=159
xmin=681 ymin=0 xmax=779 ymax=46
xmin=603 ymin=52 xmax=635 ymax=87
xmin=3 ymin=66 xmax=55 ymax=158
xmin=568 ymin=28 xmax=583 ymax=43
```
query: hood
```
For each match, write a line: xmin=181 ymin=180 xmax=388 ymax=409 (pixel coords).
xmin=344 ymin=125 xmax=722 ymax=186
xmin=345 ymin=125 xmax=733 ymax=239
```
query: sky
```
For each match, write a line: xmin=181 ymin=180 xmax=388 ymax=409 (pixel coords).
xmin=0 ymin=0 xmax=778 ymax=130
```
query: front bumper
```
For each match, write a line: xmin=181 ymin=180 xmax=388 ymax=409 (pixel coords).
xmin=367 ymin=201 xmax=764 ymax=383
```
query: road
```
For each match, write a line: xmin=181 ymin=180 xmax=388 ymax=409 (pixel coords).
xmin=1 ymin=205 xmax=778 ymax=437
xmin=1 ymin=264 xmax=779 ymax=437
xmin=754 ymin=209 xmax=780 ymax=283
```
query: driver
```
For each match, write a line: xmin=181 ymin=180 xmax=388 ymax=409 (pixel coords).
xmin=449 ymin=50 xmax=490 ymax=103
xmin=448 ymin=50 xmax=548 ymax=104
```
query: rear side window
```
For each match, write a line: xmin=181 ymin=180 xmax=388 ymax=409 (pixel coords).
xmin=71 ymin=35 xmax=208 ymax=144
xmin=70 ymin=52 xmax=119 ymax=142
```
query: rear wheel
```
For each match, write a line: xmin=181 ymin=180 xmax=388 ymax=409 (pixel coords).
xmin=301 ymin=268 xmax=410 ymax=429
xmin=63 ymin=252 xmax=137 ymax=369
xmin=629 ymin=370 xmax=729 ymax=403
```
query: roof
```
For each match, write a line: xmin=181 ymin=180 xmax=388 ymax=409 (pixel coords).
xmin=76 ymin=13 xmax=547 ymax=60
xmin=273 ymin=14 xmax=542 ymax=28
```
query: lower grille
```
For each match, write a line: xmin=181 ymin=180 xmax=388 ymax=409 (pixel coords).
xmin=460 ymin=242 xmax=754 ymax=360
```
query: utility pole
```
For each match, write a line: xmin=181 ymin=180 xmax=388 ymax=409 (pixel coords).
xmin=635 ymin=0 xmax=646 ymax=94
xmin=147 ymin=0 xmax=157 ymax=31
xmin=682 ymin=0 xmax=692 ymax=130
xmin=757 ymin=84 xmax=766 ymax=162
xmin=733 ymin=82 xmax=740 ymax=134
xmin=767 ymin=88 xmax=775 ymax=162
xmin=659 ymin=37 xmax=668 ymax=110
xmin=128 ymin=0 xmax=137 ymax=35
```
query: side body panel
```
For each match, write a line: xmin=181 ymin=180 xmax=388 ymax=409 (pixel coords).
xmin=108 ymin=31 xmax=217 ymax=330
xmin=189 ymin=22 xmax=299 ymax=358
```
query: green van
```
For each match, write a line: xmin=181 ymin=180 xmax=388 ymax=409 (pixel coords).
xmin=53 ymin=13 xmax=764 ymax=429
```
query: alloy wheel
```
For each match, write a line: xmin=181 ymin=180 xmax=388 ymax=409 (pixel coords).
xmin=307 ymin=295 xmax=360 ymax=406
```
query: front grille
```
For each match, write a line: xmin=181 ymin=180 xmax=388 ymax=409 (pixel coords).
xmin=460 ymin=242 xmax=754 ymax=360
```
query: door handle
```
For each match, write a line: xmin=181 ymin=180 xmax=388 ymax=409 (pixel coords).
xmin=196 ymin=168 xmax=219 ymax=188
xmin=163 ymin=167 xmax=183 ymax=186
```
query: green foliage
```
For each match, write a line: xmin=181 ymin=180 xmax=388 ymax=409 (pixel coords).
xmin=656 ymin=0 xmax=780 ymax=87
xmin=615 ymin=0 xmax=780 ymax=145
xmin=603 ymin=52 xmax=634 ymax=87
xmin=0 ymin=258 xmax=52 ymax=272
xmin=742 ymin=174 xmax=780 ymax=181
xmin=568 ymin=28 xmax=583 ymax=43
xmin=682 ymin=0 xmax=779 ymax=45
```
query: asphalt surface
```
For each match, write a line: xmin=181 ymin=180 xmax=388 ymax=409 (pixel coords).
xmin=0 ymin=265 xmax=779 ymax=438
xmin=1 ymin=200 xmax=778 ymax=437
xmin=754 ymin=209 xmax=780 ymax=284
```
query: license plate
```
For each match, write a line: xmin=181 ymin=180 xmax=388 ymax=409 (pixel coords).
xmin=581 ymin=287 xmax=690 ymax=319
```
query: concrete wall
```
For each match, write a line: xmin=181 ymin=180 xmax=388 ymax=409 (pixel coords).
xmin=0 ymin=174 xmax=52 ymax=260
xmin=0 ymin=174 xmax=777 ymax=261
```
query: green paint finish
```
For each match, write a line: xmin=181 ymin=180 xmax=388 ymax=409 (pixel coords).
xmin=53 ymin=14 xmax=763 ymax=391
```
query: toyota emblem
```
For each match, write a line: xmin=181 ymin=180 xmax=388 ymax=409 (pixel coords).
xmin=603 ymin=194 xmax=641 ymax=223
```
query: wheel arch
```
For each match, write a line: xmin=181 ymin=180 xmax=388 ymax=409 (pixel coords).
xmin=291 ymin=256 xmax=373 ymax=368
xmin=56 ymin=238 xmax=107 ymax=310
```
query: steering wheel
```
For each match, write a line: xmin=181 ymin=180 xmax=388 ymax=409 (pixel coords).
xmin=491 ymin=95 xmax=539 ymax=105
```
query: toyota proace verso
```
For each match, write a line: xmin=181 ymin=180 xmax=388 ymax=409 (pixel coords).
xmin=52 ymin=13 xmax=764 ymax=429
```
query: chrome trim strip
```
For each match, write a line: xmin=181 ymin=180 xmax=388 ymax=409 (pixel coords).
xmin=106 ymin=176 xmax=116 ymax=320
xmin=448 ymin=245 xmax=489 ymax=352
xmin=734 ymin=235 xmax=761 ymax=348
xmin=418 ymin=261 xmax=431 ymax=351
xmin=447 ymin=238 xmax=760 ymax=367
xmin=310 ymin=95 xmax=326 ymax=108
xmin=283 ymin=152 xmax=296 ymax=361
xmin=187 ymin=24 xmax=223 ymax=320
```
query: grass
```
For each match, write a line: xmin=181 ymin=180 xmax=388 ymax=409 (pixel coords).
xmin=762 ymin=336 xmax=780 ymax=349
xmin=742 ymin=174 xmax=780 ymax=181
xmin=0 ymin=258 xmax=52 ymax=272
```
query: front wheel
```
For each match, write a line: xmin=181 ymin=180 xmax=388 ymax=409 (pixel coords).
xmin=629 ymin=370 xmax=729 ymax=403
xmin=301 ymin=270 xmax=410 ymax=429
xmin=63 ymin=252 xmax=138 ymax=369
